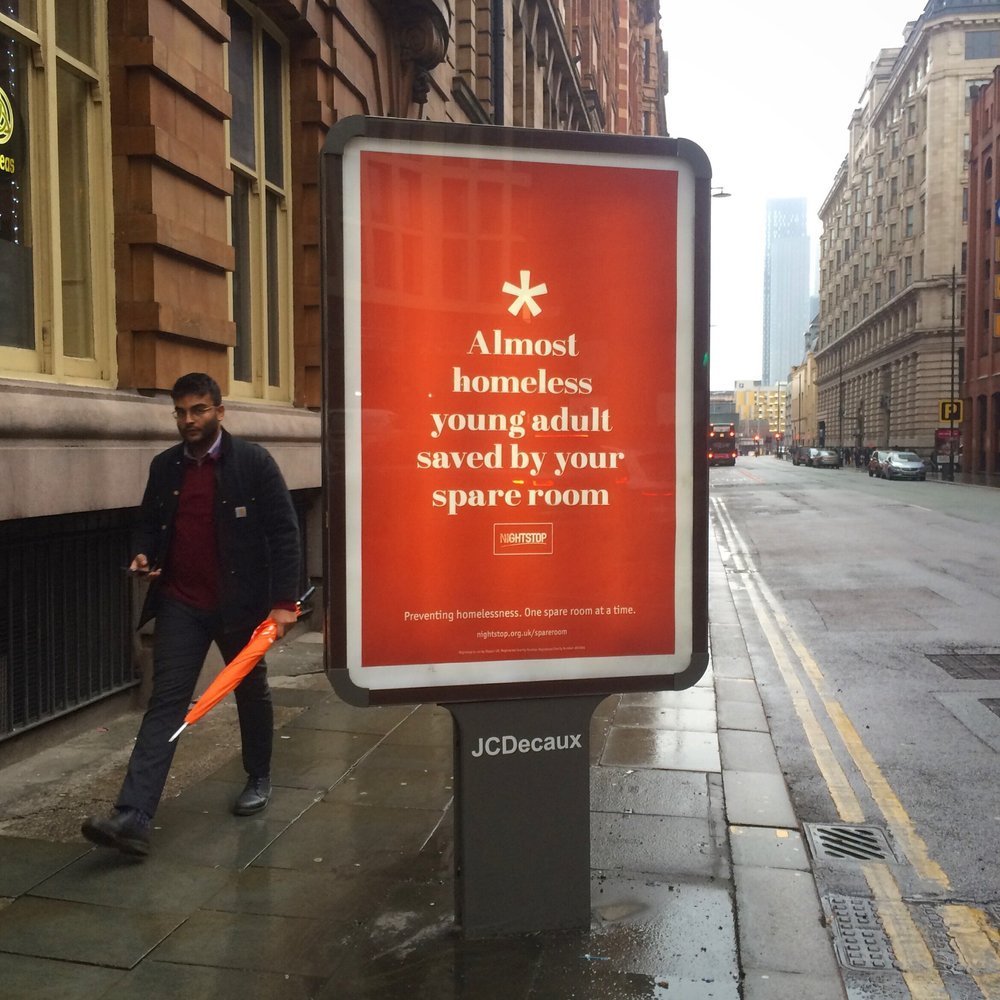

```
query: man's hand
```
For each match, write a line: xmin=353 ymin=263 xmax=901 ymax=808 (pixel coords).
xmin=269 ymin=607 xmax=298 ymax=638
xmin=129 ymin=554 xmax=161 ymax=578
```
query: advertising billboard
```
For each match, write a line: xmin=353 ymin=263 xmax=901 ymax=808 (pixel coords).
xmin=322 ymin=118 xmax=709 ymax=704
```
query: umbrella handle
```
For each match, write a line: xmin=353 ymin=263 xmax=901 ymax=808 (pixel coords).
xmin=296 ymin=585 xmax=316 ymax=615
xmin=168 ymin=722 xmax=188 ymax=743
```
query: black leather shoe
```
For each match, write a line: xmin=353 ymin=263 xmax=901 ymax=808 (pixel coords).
xmin=81 ymin=809 xmax=150 ymax=857
xmin=233 ymin=776 xmax=271 ymax=816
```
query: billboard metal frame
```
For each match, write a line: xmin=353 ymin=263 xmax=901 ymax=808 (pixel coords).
xmin=321 ymin=115 xmax=711 ymax=707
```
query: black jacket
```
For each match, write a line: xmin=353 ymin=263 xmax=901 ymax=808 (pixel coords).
xmin=136 ymin=428 xmax=301 ymax=632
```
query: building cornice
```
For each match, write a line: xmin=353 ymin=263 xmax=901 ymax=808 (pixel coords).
xmin=866 ymin=1 xmax=1000 ymax=127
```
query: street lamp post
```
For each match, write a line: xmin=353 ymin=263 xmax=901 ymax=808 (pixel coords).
xmin=947 ymin=266 xmax=956 ymax=482
xmin=711 ymin=186 xmax=731 ymax=199
xmin=838 ymin=350 xmax=844 ymax=462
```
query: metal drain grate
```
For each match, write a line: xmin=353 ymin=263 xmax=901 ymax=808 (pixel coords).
xmin=925 ymin=653 xmax=1000 ymax=680
xmin=804 ymin=823 xmax=896 ymax=862
xmin=823 ymin=894 xmax=897 ymax=971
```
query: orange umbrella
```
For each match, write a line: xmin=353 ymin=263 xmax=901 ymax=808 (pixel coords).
xmin=168 ymin=587 xmax=314 ymax=743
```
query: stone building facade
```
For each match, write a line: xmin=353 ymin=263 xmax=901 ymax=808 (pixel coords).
xmin=789 ymin=354 xmax=818 ymax=451
xmin=816 ymin=0 xmax=1000 ymax=455
xmin=733 ymin=379 xmax=788 ymax=445
xmin=966 ymin=62 xmax=1000 ymax=474
xmin=0 ymin=0 xmax=666 ymax=737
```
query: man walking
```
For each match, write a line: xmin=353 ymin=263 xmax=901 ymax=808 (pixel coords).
xmin=82 ymin=373 xmax=301 ymax=857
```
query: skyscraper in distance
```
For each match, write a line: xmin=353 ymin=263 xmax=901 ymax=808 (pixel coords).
xmin=762 ymin=198 xmax=811 ymax=385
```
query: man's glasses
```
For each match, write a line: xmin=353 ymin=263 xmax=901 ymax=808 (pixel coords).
xmin=172 ymin=405 xmax=217 ymax=420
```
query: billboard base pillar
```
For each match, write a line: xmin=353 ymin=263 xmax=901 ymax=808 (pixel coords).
xmin=448 ymin=695 xmax=602 ymax=939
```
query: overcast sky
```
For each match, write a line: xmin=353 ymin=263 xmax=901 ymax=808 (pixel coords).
xmin=660 ymin=0 xmax=928 ymax=389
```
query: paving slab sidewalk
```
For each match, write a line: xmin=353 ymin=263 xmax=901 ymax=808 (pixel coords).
xmin=0 ymin=541 xmax=845 ymax=999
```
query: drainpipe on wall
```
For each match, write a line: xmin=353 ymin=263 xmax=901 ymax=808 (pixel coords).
xmin=492 ymin=0 xmax=504 ymax=124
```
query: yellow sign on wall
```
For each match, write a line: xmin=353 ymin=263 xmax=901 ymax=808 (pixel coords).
xmin=939 ymin=399 xmax=963 ymax=422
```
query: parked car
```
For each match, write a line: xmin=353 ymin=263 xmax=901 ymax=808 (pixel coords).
xmin=868 ymin=450 xmax=887 ymax=477
xmin=812 ymin=448 xmax=842 ymax=468
xmin=882 ymin=451 xmax=926 ymax=480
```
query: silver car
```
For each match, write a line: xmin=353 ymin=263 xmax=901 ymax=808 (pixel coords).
xmin=882 ymin=451 xmax=926 ymax=480
xmin=812 ymin=448 xmax=842 ymax=468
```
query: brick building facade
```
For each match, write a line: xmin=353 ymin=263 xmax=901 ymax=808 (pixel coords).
xmin=966 ymin=64 xmax=1000 ymax=475
xmin=0 ymin=0 xmax=666 ymax=737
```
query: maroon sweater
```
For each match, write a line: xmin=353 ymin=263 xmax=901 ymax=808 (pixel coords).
xmin=162 ymin=457 xmax=220 ymax=610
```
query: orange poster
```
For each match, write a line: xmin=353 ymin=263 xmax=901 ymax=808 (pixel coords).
xmin=338 ymin=135 xmax=700 ymax=693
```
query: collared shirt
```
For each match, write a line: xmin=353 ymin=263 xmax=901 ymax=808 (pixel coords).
xmin=183 ymin=427 xmax=223 ymax=465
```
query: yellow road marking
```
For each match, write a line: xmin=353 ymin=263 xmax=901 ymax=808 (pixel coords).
xmin=712 ymin=499 xmax=974 ymax=998
xmin=865 ymin=862 xmax=949 ymax=999
xmin=757 ymin=578 xmax=949 ymax=889
xmin=738 ymin=563 xmax=865 ymax=823
xmin=713 ymin=497 xmax=949 ymax=889
xmin=939 ymin=904 xmax=1000 ymax=998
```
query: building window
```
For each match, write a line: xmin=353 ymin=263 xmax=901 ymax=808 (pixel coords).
xmin=889 ymin=271 xmax=897 ymax=297
xmin=0 ymin=1 xmax=113 ymax=381
xmin=966 ymin=31 xmax=1000 ymax=60
xmin=963 ymin=187 xmax=969 ymax=223
xmin=905 ymin=154 xmax=915 ymax=187
xmin=904 ymin=256 xmax=912 ymax=287
xmin=876 ymin=194 xmax=884 ymax=222
xmin=905 ymin=206 xmax=915 ymax=237
xmin=966 ymin=78 xmax=994 ymax=112
xmin=890 ymin=176 xmax=898 ymax=205
xmin=889 ymin=223 xmax=898 ymax=250
xmin=226 ymin=0 xmax=292 ymax=400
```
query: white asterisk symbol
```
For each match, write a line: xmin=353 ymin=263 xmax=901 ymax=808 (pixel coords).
xmin=502 ymin=270 xmax=548 ymax=317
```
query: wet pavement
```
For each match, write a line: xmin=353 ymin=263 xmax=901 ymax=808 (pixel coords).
xmin=0 ymin=539 xmax=846 ymax=1000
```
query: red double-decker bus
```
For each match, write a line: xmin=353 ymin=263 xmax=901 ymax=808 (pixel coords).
xmin=707 ymin=423 xmax=737 ymax=466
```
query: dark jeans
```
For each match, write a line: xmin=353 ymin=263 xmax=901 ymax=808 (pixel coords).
xmin=117 ymin=598 xmax=273 ymax=818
